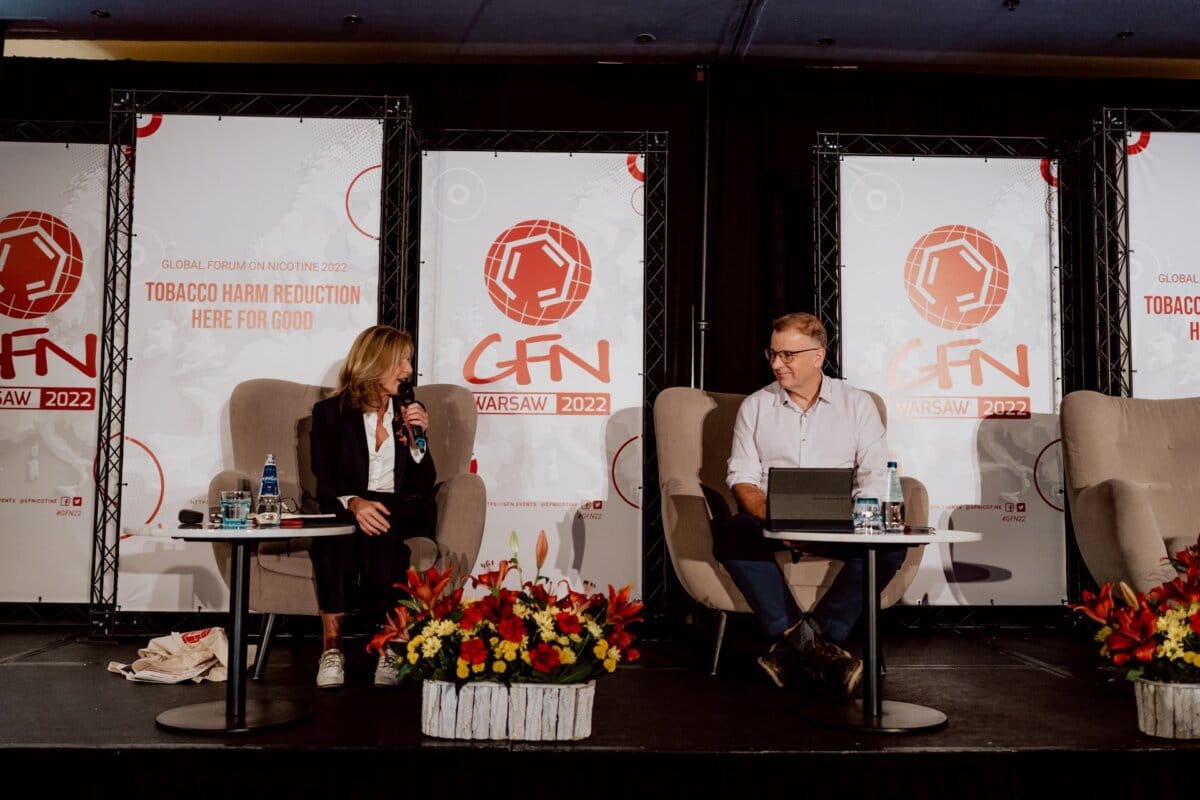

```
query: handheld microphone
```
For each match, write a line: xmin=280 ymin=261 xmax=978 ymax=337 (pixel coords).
xmin=396 ymin=381 xmax=427 ymax=453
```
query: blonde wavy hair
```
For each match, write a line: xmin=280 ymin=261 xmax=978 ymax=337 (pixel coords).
xmin=335 ymin=325 xmax=414 ymax=412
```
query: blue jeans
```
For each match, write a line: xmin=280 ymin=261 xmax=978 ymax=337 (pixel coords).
xmin=712 ymin=512 xmax=908 ymax=642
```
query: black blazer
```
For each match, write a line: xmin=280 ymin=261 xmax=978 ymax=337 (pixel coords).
xmin=309 ymin=391 xmax=437 ymax=527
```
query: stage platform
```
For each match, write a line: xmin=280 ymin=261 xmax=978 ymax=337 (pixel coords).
xmin=0 ymin=617 xmax=1194 ymax=798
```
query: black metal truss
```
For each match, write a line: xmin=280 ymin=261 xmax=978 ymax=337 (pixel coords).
xmin=813 ymin=132 xmax=1059 ymax=378
xmin=92 ymin=91 xmax=406 ymax=638
xmin=377 ymin=97 xmax=415 ymax=330
xmin=0 ymin=119 xmax=108 ymax=144
xmin=416 ymin=130 xmax=671 ymax=618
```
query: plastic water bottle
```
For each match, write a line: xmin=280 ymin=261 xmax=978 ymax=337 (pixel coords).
xmin=256 ymin=453 xmax=280 ymax=528
xmin=881 ymin=460 xmax=905 ymax=532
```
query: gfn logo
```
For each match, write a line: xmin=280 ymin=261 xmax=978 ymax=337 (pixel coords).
xmin=484 ymin=219 xmax=592 ymax=326
xmin=0 ymin=211 xmax=84 ymax=320
xmin=903 ymin=224 xmax=1009 ymax=331
xmin=465 ymin=218 xmax=609 ymax=387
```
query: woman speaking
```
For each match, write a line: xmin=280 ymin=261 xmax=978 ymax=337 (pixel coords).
xmin=309 ymin=324 xmax=436 ymax=688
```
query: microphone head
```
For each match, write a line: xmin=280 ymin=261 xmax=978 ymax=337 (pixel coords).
xmin=397 ymin=381 xmax=415 ymax=405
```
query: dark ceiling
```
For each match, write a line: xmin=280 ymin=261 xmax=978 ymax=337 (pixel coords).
xmin=2 ymin=1 xmax=1200 ymax=76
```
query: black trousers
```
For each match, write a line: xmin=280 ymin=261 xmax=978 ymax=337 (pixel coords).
xmin=309 ymin=489 xmax=435 ymax=621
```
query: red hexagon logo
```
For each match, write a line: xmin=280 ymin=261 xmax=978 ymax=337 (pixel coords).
xmin=0 ymin=211 xmax=84 ymax=320
xmin=484 ymin=219 xmax=592 ymax=326
xmin=903 ymin=224 xmax=1009 ymax=331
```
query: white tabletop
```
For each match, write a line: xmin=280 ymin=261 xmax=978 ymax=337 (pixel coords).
xmin=128 ymin=523 xmax=354 ymax=541
xmin=762 ymin=528 xmax=982 ymax=545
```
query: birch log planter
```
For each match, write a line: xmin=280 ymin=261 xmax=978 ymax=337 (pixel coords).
xmin=421 ymin=680 xmax=596 ymax=741
xmin=1135 ymin=679 xmax=1200 ymax=739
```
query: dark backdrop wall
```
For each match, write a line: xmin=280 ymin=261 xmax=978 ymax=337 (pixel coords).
xmin=7 ymin=56 xmax=1200 ymax=616
xmin=6 ymin=56 xmax=1200 ymax=396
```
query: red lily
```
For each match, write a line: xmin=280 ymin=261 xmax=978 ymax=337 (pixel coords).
xmin=606 ymin=584 xmax=645 ymax=628
xmin=1071 ymin=583 xmax=1115 ymax=625
xmin=1148 ymin=576 xmax=1200 ymax=610
xmin=471 ymin=560 xmax=514 ymax=593
xmin=398 ymin=566 xmax=454 ymax=611
xmin=1105 ymin=604 xmax=1160 ymax=666
xmin=366 ymin=606 xmax=412 ymax=654
xmin=1172 ymin=539 xmax=1200 ymax=582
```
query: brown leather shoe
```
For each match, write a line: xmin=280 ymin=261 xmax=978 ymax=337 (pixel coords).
xmin=756 ymin=650 xmax=789 ymax=688
xmin=807 ymin=635 xmax=863 ymax=698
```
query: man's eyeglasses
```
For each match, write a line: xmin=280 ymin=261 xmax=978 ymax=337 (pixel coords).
xmin=764 ymin=347 xmax=823 ymax=364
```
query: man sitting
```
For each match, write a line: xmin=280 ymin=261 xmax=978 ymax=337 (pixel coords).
xmin=712 ymin=312 xmax=907 ymax=697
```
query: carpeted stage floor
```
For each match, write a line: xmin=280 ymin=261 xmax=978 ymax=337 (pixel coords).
xmin=0 ymin=616 xmax=1195 ymax=799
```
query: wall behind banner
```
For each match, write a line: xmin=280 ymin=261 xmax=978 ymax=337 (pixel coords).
xmin=1127 ymin=130 xmax=1200 ymax=398
xmin=419 ymin=151 xmax=644 ymax=593
xmin=0 ymin=141 xmax=105 ymax=602
xmin=840 ymin=155 xmax=1066 ymax=605
xmin=119 ymin=114 xmax=381 ymax=612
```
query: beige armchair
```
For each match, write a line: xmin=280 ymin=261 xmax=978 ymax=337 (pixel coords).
xmin=1061 ymin=390 xmax=1199 ymax=592
xmin=653 ymin=386 xmax=928 ymax=674
xmin=207 ymin=379 xmax=486 ymax=679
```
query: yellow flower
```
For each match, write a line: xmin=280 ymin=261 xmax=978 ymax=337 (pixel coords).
xmin=557 ymin=647 xmax=577 ymax=665
xmin=593 ymin=639 xmax=609 ymax=659
xmin=431 ymin=619 xmax=458 ymax=637
xmin=407 ymin=651 xmax=420 ymax=665
xmin=603 ymin=658 xmax=617 ymax=673
xmin=1094 ymin=625 xmax=1112 ymax=643
xmin=472 ymin=661 xmax=486 ymax=674
xmin=1184 ymin=651 xmax=1200 ymax=668
xmin=513 ymin=602 xmax=531 ymax=619
xmin=492 ymin=639 xmax=520 ymax=662
xmin=421 ymin=636 xmax=442 ymax=658
xmin=407 ymin=634 xmax=425 ymax=653
xmin=492 ymin=660 xmax=507 ymax=674
xmin=456 ymin=662 xmax=469 ymax=679
xmin=586 ymin=620 xmax=604 ymax=639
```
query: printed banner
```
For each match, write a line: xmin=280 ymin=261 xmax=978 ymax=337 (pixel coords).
xmin=0 ymin=141 xmax=106 ymax=602
xmin=120 ymin=114 xmax=381 ymax=611
xmin=840 ymin=155 xmax=1065 ymax=605
xmin=419 ymin=151 xmax=645 ymax=595
xmin=1126 ymin=130 xmax=1200 ymax=398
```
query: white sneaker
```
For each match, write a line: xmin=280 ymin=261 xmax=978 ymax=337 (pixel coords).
xmin=316 ymin=648 xmax=345 ymax=689
xmin=373 ymin=650 xmax=398 ymax=687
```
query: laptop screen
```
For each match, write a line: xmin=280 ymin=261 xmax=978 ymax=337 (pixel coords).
xmin=766 ymin=467 xmax=855 ymax=533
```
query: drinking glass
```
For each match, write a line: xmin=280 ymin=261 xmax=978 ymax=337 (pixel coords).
xmin=853 ymin=496 xmax=882 ymax=533
xmin=220 ymin=490 xmax=252 ymax=529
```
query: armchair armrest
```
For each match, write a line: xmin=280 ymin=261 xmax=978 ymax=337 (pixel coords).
xmin=433 ymin=472 xmax=486 ymax=577
xmin=1074 ymin=478 xmax=1175 ymax=592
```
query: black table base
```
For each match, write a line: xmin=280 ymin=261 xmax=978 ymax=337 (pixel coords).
xmin=155 ymin=698 xmax=310 ymax=735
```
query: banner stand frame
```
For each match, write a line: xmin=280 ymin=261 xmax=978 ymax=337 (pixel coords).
xmin=812 ymin=132 xmax=1079 ymax=620
xmin=415 ymin=130 xmax=670 ymax=619
xmin=89 ymin=91 xmax=412 ymax=639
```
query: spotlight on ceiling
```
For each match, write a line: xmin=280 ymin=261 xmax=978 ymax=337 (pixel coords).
xmin=1003 ymin=0 xmax=1020 ymax=11
xmin=1116 ymin=30 xmax=1135 ymax=39
xmin=816 ymin=37 xmax=836 ymax=47
xmin=91 ymin=9 xmax=110 ymax=18
xmin=344 ymin=14 xmax=363 ymax=26
xmin=634 ymin=33 xmax=656 ymax=45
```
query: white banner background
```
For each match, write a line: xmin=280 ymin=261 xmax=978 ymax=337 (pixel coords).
xmin=840 ymin=155 xmax=1066 ymax=605
xmin=0 ymin=141 xmax=106 ymax=602
xmin=1126 ymin=130 xmax=1200 ymax=399
xmin=419 ymin=151 xmax=644 ymax=595
xmin=120 ymin=114 xmax=381 ymax=611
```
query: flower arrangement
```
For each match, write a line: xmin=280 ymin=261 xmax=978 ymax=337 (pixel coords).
xmin=1070 ymin=534 xmax=1200 ymax=683
xmin=367 ymin=530 xmax=643 ymax=684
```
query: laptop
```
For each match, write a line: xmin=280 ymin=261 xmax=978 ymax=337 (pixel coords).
xmin=765 ymin=467 xmax=855 ymax=534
